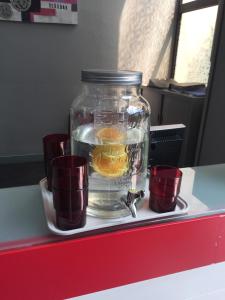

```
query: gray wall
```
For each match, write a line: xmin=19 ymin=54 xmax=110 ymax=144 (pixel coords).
xmin=0 ymin=0 xmax=125 ymax=157
xmin=198 ymin=4 xmax=225 ymax=165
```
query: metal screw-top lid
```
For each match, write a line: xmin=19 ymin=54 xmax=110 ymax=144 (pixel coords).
xmin=81 ymin=69 xmax=142 ymax=85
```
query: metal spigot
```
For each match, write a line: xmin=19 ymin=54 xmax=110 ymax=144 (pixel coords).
xmin=123 ymin=189 xmax=145 ymax=218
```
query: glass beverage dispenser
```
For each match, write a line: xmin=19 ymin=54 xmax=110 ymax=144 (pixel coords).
xmin=71 ymin=70 xmax=151 ymax=218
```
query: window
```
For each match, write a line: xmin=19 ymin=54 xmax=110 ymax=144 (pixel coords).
xmin=172 ymin=0 xmax=220 ymax=85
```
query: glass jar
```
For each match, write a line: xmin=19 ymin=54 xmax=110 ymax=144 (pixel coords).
xmin=71 ymin=70 xmax=151 ymax=218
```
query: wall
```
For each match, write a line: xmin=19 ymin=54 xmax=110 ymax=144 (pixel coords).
xmin=198 ymin=3 xmax=225 ymax=165
xmin=118 ymin=0 xmax=176 ymax=85
xmin=0 ymin=0 xmax=125 ymax=158
xmin=0 ymin=0 xmax=176 ymax=159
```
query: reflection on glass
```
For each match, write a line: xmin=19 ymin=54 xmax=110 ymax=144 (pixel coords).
xmin=174 ymin=6 xmax=218 ymax=84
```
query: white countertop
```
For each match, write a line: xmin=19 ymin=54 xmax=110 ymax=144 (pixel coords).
xmin=0 ymin=164 xmax=225 ymax=250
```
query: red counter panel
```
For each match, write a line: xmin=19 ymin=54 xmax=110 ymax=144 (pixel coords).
xmin=1 ymin=214 xmax=225 ymax=300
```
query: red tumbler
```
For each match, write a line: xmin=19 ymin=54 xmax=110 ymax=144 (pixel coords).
xmin=43 ymin=134 xmax=69 ymax=191
xmin=51 ymin=155 xmax=88 ymax=230
xmin=149 ymin=166 xmax=182 ymax=213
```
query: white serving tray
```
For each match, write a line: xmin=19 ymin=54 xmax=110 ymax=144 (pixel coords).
xmin=40 ymin=178 xmax=189 ymax=236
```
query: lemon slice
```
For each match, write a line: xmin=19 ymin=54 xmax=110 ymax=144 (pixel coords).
xmin=96 ymin=127 xmax=124 ymax=143
xmin=92 ymin=144 xmax=128 ymax=177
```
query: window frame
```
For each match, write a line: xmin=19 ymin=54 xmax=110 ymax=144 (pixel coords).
xmin=168 ymin=0 xmax=225 ymax=165
xmin=170 ymin=0 xmax=221 ymax=80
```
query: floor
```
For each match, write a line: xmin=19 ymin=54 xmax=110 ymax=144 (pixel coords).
xmin=71 ymin=262 xmax=225 ymax=300
xmin=0 ymin=161 xmax=45 ymax=188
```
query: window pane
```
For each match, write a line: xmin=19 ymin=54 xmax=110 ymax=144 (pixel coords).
xmin=174 ymin=6 xmax=218 ymax=84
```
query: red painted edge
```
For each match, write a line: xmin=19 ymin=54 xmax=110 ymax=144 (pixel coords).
xmin=30 ymin=8 xmax=56 ymax=21
xmin=41 ymin=0 xmax=77 ymax=3
xmin=1 ymin=214 xmax=225 ymax=300
xmin=0 ymin=234 xmax=56 ymax=252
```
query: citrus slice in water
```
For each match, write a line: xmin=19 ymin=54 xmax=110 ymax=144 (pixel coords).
xmin=92 ymin=144 xmax=128 ymax=177
xmin=96 ymin=127 xmax=124 ymax=143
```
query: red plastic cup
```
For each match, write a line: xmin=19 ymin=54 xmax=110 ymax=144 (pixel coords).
xmin=51 ymin=155 xmax=88 ymax=230
xmin=149 ymin=166 xmax=182 ymax=213
xmin=43 ymin=134 xmax=70 ymax=191
xmin=51 ymin=156 xmax=88 ymax=190
xmin=53 ymin=189 xmax=88 ymax=230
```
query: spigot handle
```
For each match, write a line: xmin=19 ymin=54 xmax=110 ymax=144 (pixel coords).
xmin=123 ymin=189 xmax=145 ymax=218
